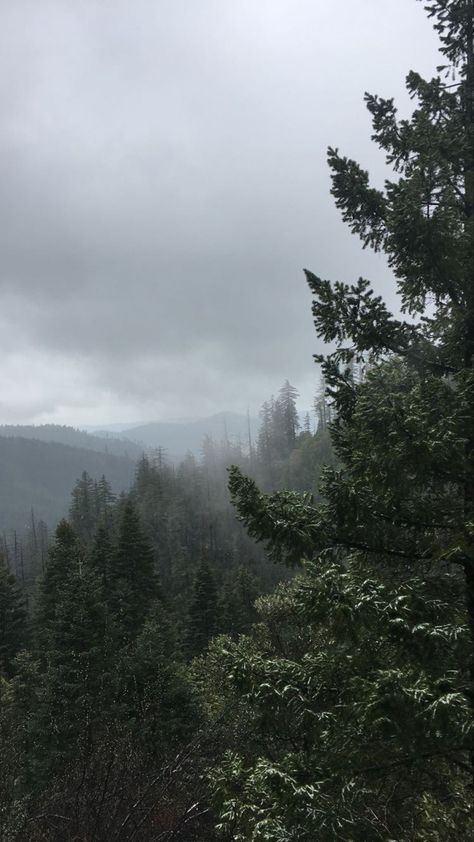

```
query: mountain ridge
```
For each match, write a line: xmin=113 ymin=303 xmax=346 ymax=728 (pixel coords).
xmin=0 ymin=435 xmax=136 ymax=532
xmin=0 ymin=423 xmax=144 ymax=459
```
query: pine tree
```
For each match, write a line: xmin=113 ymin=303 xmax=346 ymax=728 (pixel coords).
xmin=27 ymin=565 xmax=112 ymax=787
xmin=34 ymin=520 xmax=81 ymax=654
xmin=187 ymin=556 xmax=219 ymax=657
xmin=36 ymin=566 xmax=110 ymax=775
xmin=111 ymin=500 xmax=158 ymax=643
xmin=94 ymin=474 xmax=116 ymax=528
xmin=257 ymin=400 xmax=273 ymax=462
xmin=69 ymin=471 xmax=97 ymax=545
xmin=134 ymin=453 xmax=154 ymax=502
xmin=276 ymin=380 xmax=300 ymax=453
xmin=205 ymin=1 xmax=474 ymax=836
xmin=27 ymin=519 xmax=113 ymax=784
xmin=305 ymin=0 xmax=474 ymax=737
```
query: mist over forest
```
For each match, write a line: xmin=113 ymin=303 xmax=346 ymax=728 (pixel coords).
xmin=1 ymin=0 xmax=473 ymax=840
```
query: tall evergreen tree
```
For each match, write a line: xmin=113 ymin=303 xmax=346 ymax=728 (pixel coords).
xmin=69 ymin=471 xmax=97 ymax=545
xmin=111 ymin=499 xmax=158 ymax=642
xmin=32 ymin=565 xmax=110 ymax=781
xmin=24 ymin=519 xmax=113 ymax=786
xmin=257 ymin=400 xmax=273 ymax=462
xmin=94 ymin=474 xmax=116 ymax=529
xmin=276 ymin=379 xmax=300 ymax=452
xmin=305 ymin=0 xmax=474 ymax=731
xmin=204 ymin=0 xmax=474 ymax=837
xmin=34 ymin=520 xmax=81 ymax=654
xmin=187 ymin=556 xmax=219 ymax=657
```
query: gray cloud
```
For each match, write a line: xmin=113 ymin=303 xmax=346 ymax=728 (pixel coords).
xmin=0 ymin=0 xmax=440 ymax=424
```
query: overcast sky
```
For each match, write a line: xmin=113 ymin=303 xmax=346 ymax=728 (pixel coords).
xmin=0 ymin=0 xmax=440 ymax=426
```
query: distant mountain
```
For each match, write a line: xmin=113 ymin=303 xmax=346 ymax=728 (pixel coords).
xmin=0 ymin=435 xmax=136 ymax=532
xmin=121 ymin=412 xmax=259 ymax=461
xmin=0 ymin=415 xmax=260 ymax=532
xmin=85 ymin=422 xmax=147 ymax=433
xmin=0 ymin=424 xmax=144 ymax=460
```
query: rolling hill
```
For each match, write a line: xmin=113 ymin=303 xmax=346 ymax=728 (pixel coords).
xmin=0 ymin=435 xmax=136 ymax=532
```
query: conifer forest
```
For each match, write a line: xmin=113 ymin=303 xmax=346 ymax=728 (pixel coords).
xmin=0 ymin=0 xmax=473 ymax=839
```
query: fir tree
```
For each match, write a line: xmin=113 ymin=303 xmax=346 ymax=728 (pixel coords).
xmin=30 ymin=564 xmax=111 ymax=784
xmin=88 ymin=524 xmax=114 ymax=604
xmin=111 ymin=499 xmax=158 ymax=643
xmin=305 ymin=0 xmax=474 ymax=736
xmin=187 ymin=556 xmax=219 ymax=657
xmin=94 ymin=474 xmax=116 ymax=529
xmin=34 ymin=520 xmax=81 ymax=654
xmin=257 ymin=399 xmax=273 ymax=467
xmin=69 ymin=470 xmax=97 ymax=545
xmin=276 ymin=379 xmax=300 ymax=453
xmin=206 ymin=0 xmax=474 ymax=836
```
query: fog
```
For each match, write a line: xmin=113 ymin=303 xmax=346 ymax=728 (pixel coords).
xmin=0 ymin=0 xmax=440 ymax=425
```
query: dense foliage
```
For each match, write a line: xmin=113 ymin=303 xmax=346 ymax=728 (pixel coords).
xmin=0 ymin=1 xmax=472 ymax=839
xmin=197 ymin=0 xmax=474 ymax=838
xmin=0 ymin=382 xmax=324 ymax=840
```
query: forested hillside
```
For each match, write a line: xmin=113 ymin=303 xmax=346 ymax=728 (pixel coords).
xmin=118 ymin=413 xmax=260 ymax=461
xmin=0 ymin=436 xmax=136 ymax=533
xmin=0 ymin=382 xmax=331 ymax=840
xmin=0 ymin=1 xmax=472 ymax=840
xmin=1 ymin=381 xmax=330 ymax=595
xmin=0 ymin=425 xmax=144 ymax=459
xmin=0 ymin=413 xmax=274 ymax=533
